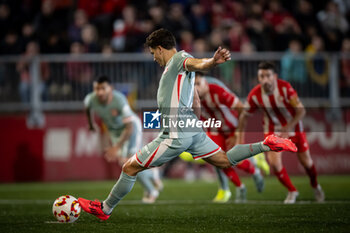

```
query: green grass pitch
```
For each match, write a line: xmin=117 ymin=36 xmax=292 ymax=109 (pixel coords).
xmin=0 ymin=176 xmax=349 ymax=233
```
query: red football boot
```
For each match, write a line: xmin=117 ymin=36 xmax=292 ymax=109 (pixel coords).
xmin=78 ymin=198 xmax=111 ymax=221
xmin=263 ymin=135 xmax=297 ymax=152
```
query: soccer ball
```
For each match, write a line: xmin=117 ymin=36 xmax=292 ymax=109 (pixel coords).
xmin=52 ymin=195 xmax=81 ymax=223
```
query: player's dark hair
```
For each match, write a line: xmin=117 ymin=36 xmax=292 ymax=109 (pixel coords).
xmin=258 ymin=61 xmax=277 ymax=73
xmin=145 ymin=28 xmax=176 ymax=49
xmin=95 ymin=75 xmax=111 ymax=84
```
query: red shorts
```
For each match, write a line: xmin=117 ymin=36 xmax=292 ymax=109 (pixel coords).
xmin=265 ymin=132 xmax=309 ymax=153
xmin=206 ymin=132 xmax=236 ymax=152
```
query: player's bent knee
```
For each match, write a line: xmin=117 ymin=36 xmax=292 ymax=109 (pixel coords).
xmin=122 ymin=158 xmax=145 ymax=176
xmin=203 ymin=151 xmax=231 ymax=169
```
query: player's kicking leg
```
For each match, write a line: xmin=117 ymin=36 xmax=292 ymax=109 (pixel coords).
xmin=78 ymin=134 xmax=296 ymax=220
xmin=204 ymin=135 xmax=297 ymax=168
xmin=78 ymin=134 xmax=193 ymax=220
xmin=78 ymin=157 xmax=145 ymax=220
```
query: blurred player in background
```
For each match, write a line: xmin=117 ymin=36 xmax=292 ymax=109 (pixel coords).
xmin=84 ymin=75 xmax=163 ymax=203
xmin=78 ymin=29 xmax=297 ymax=221
xmin=195 ymin=72 xmax=266 ymax=203
xmin=237 ymin=61 xmax=325 ymax=204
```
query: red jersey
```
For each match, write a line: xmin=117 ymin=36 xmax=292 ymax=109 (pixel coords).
xmin=246 ymin=79 xmax=304 ymax=135
xmin=200 ymin=78 xmax=240 ymax=136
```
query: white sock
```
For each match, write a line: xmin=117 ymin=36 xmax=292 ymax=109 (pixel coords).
xmin=254 ymin=168 xmax=261 ymax=175
xmin=102 ymin=201 xmax=113 ymax=215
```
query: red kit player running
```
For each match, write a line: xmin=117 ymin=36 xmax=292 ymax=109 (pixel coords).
xmin=237 ymin=61 xmax=325 ymax=204
xmin=195 ymin=72 xmax=265 ymax=202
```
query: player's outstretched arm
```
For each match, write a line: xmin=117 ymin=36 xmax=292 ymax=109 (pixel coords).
xmin=185 ymin=47 xmax=231 ymax=72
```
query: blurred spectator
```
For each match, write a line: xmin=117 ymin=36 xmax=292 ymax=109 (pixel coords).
xmin=228 ymin=23 xmax=250 ymax=52
xmin=78 ymin=0 xmax=126 ymax=19
xmin=317 ymin=1 xmax=348 ymax=51
xmin=81 ymin=24 xmax=100 ymax=53
xmin=189 ymin=4 xmax=210 ymax=37
xmin=66 ymin=42 xmax=93 ymax=98
xmin=164 ymin=3 xmax=191 ymax=41
xmin=317 ymin=1 xmax=349 ymax=34
xmin=210 ymin=2 xmax=234 ymax=28
xmin=21 ymin=23 xmax=37 ymax=51
xmin=340 ymin=37 xmax=350 ymax=97
xmin=139 ymin=19 xmax=156 ymax=42
xmin=294 ymin=0 xmax=321 ymax=34
xmin=0 ymin=4 xmax=12 ymax=39
xmin=264 ymin=0 xmax=302 ymax=50
xmin=333 ymin=0 xmax=350 ymax=16
xmin=68 ymin=9 xmax=89 ymax=42
xmin=0 ymin=0 xmax=347 ymax=56
xmin=102 ymin=43 xmax=114 ymax=56
xmin=236 ymin=42 xmax=258 ymax=96
xmin=304 ymin=25 xmax=320 ymax=45
xmin=193 ymin=38 xmax=209 ymax=56
xmin=42 ymin=32 xmax=69 ymax=54
xmin=34 ymin=0 xmax=67 ymax=45
xmin=281 ymin=39 xmax=307 ymax=86
xmin=112 ymin=5 xmax=143 ymax=52
xmin=91 ymin=43 xmax=114 ymax=84
xmin=246 ymin=3 xmax=273 ymax=51
xmin=179 ymin=31 xmax=194 ymax=52
xmin=241 ymin=41 xmax=256 ymax=55
xmin=79 ymin=0 xmax=126 ymax=39
xmin=209 ymin=29 xmax=225 ymax=51
xmin=148 ymin=6 xmax=166 ymax=29
xmin=230 ymin=1 xmax=247 ymax=24
xmin=0 ymin=31 xmax=22 ymax=55
xmin=306 ymin=35 xmax=329 ymax=97
xmin=16 ymin=42 xmax=50 ymax=102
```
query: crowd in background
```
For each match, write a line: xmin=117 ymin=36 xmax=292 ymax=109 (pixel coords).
xmin=0 ymin=0 xmax=350 ymax=102
xmin=0 ymin=0 xmax=349 ymax=54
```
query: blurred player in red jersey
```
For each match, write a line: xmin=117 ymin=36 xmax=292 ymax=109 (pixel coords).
xmin=237 ymin=62 xmax=325 ymax=204
xmin=195 ymin=72 xmax=265 ymax=203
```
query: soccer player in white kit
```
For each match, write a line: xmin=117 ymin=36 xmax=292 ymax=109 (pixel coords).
xmin=84 ymin=75 xmax=162 ymax=203
xmin=78 ymin=29 xmax=297 ymax=220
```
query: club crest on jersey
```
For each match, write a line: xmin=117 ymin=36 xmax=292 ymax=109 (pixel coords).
xmin=143 ymin=110 xmax=161 ymax=129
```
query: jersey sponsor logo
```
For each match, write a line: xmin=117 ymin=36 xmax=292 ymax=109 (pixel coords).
xmin=143 ymin=110 xmax=161 ymax=129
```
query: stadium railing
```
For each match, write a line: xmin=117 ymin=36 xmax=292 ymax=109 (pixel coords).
xmin=0 ymin=52 xmax=348 ymax=125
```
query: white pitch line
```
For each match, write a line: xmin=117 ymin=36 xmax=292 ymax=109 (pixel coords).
xmin=0 ymin=200 xmax=51 ymax=204
xmin=0 ymin=199 xmax=350 ymax=205
xmin=44 ymin=221 xmax=68 ymax=224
